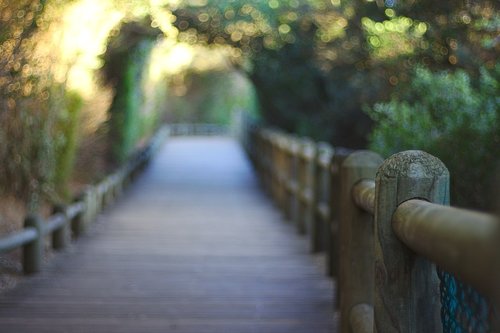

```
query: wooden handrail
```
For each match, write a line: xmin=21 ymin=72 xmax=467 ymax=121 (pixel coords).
xmin=0 ymin=228 xmax=37 ymax=253
xmin=43 ymin=213 xmax=67 ymax=235
xmin=0 ymin=125 xmax=169 ymax=274
xmin=393 ymin=199 xmax=500 ymax=299
xmin=239 ymin=120 xmax=500 ymax=333
xmin=66 ymin=201 xmax=85 ymax=220
xmin=351 ymin=180 xmax=375 ymax=215
xmin=167 ymin=123 xmax=229 ymax=136
xmin=349 ymin=303 xmax=373 ymax=333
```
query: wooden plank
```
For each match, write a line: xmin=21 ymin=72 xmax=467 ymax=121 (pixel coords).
xmin=0 ymin=137 xmax=336 ymax=333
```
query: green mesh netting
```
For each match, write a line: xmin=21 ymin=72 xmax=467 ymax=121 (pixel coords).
xmin=438 ymin=268 xmax=494 ymax=332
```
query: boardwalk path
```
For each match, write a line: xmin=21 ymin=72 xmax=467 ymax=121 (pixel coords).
xmin=0 ymin=137 xmax=336 ymax=333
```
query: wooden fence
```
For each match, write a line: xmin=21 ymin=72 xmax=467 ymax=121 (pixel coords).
xmin=0 ymin=124 xmax=229 ymax=274
xmin=242 ymin=123 xmax=500 ymax=333
xmin=0 ymin=123 xmax=230 ymax=276
xmin=0 ymin=126 xmax=169 ymax=274
xmin=168 ymin=123 xmax=228 ymax=136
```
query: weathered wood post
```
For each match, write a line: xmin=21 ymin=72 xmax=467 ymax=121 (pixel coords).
xmin=73 ymin=193 xmax=88 ymax=237
xmin=109 ymin=175 xmax=117 ymax=203
xmin=115 ymin=171 xmax=125 ymax=198
xmin=246 ymin=123 xmax=257 ymax=163
xmin=261 ymin=130 xmax=273 ymax=195
xmin=87 ymin=186 xmax=98 ymax=223
xmin=52 ymin=205 xmax=69 ymax=250
xmin=276 ymin=135 xmax=288 ymax=213
xmin=270 ymin=132 xmax=281 ymax=206
xmin=311 ymin=142 xmax=333 ymax=253
xmin=23 ymin=215 xmax=43 ymax=274
xmin=283 ymin=136 xmax=298 ymax=222
xmin=374 ymin=150 xmax=448 ymax=332
xmin=93 ymin=185 xmax=102 ymax=215
xmin=327 ymin=149 xmax=352 ymax=279
xmin=288 ymin=137 xmax=301 ymax=227
xmin=251 ymin=128 xmax=260 ymax=175
xmin=103 ymin=180 xmax=112 ymax=208
xmin=266 ymin=131 xmax=275 ymax=196
xmin=282 ymin=136 xmax=292 ymax=220
xmin=339 ymin=150 xmax=383 ymax=332
xmin=297 ymin=139 xmax=316 ymax=235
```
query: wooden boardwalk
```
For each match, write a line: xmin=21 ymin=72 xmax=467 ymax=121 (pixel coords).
xmin=0 ymin=137 xmax=337 ymax=333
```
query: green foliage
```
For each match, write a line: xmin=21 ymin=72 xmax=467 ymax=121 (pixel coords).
xmin=54 ymin=90 xmax=84 ymax=198
xmin=368 ymin=66 xmax=499 ymax=210
xmin=167 ymin=69 xmax=258 ymax=125
xmin=172 ymin=1 xmax=374 ymax=147
xmin=171 ymin=0 xmax=497 ymax=148
xmin=101 ymin=20 xmax=160 ymax=164
xmin=0 ymin=0 xmax=64 ymax=210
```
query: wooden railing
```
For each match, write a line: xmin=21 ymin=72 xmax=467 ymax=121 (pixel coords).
xmin=168 ymin=123 xmax=228 ymax=136
xmin=242 ymin=123 xmax=500 ymax=332
xmin=0 ymin=123 xmax=231 ymax=276
xmin=0 ymin=126 xmax=171 ymax=274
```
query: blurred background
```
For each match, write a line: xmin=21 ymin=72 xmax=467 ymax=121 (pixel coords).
xmin=0 ymin=0 xmax=498 ymax=237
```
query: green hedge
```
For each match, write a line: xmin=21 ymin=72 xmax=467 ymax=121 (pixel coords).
xmin=368 ymin=66 xmax=499 ymax=211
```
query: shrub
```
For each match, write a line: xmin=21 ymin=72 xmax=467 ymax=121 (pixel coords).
xmin=368 ymin=66 xmax=499 ymax=211
xmin=101 ymin=20 xmax=160 ymax=164
xmin=54 ymin=90 xmax=84 ymax=198
xmin=166 ymin=69 xmax=258 ymax=125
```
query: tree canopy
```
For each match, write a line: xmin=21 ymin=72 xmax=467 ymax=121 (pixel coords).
xmin=170 ymin=0 xmax=498 ymax=145
xmin=0 ymin=0 xmax=498 ymax=211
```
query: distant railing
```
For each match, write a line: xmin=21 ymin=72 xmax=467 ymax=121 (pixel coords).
xmin=0 ymin=126 xmax=169 ymax=274
xmin=242 ymin=121 xmax=500 ymax=333
xmin=168 ymin=123 xmax=229 ymax=136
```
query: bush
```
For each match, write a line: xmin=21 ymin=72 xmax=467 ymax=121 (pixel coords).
xmin=368 ymin=66 xmax=499 ymax=211
xmin=101 ymin=20 xmax=160 ymax=164
xmin=166 ymin=69 xmax=258 ymax=125
xmin=54 ymin=90 xmax=84 ymax=198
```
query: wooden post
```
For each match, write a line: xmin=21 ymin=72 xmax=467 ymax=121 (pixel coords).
xmin=23 ymin=215 xmax=43 ymax=274
xmin=265 ymin=131 xmax=274 ymax=196
xmin=327 ymin=149 xmax=352 ymax=279
xmin=374 ymin=150 xmax=448 ymax=332
xmin=297 ymin=139 xmax=316 ymax=235
xmin=311 ymin=142 xmax=333 ymax=253
xmin=73 ymin=194 xmax=87 ymax=238
xmin=288 ymin=137 xmax=300 ymax=227
xmin=86 ymin=186 xmax=98 ymax=224
xmin=52 ymin=205 xmax=69 ymax=250
xmin=261 ymin=130 xmax=273 ymax=195
xmin=283 ymin=136 xmax=296 ymax=221
xmin=103 ymin=180 xmax=110 ymax=208
xmin=255 ymin=129 xmax=263 ymax=180
xmin=100 ymin=182 xmax=108 ymax=211
xmin=270 ymin=132 xmax=281 ymax=206
xmin=276 ymin=135 xmax=288 ymax=214
xmin=93 ymin=185 xmax=102 ymax=215
xmin=339 ymin=150 xmax=383 ymax=332
xmin=115 ymin=172 xmax=124 ymax=198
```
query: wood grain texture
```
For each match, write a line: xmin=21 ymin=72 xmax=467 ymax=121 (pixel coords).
xmin=374 ymin=150 xmax=447 ymax=333
xmin=0 ymin=137 xmax=336 ymax=333
xmin=338 ymin=151 xmax=382 ymax=333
